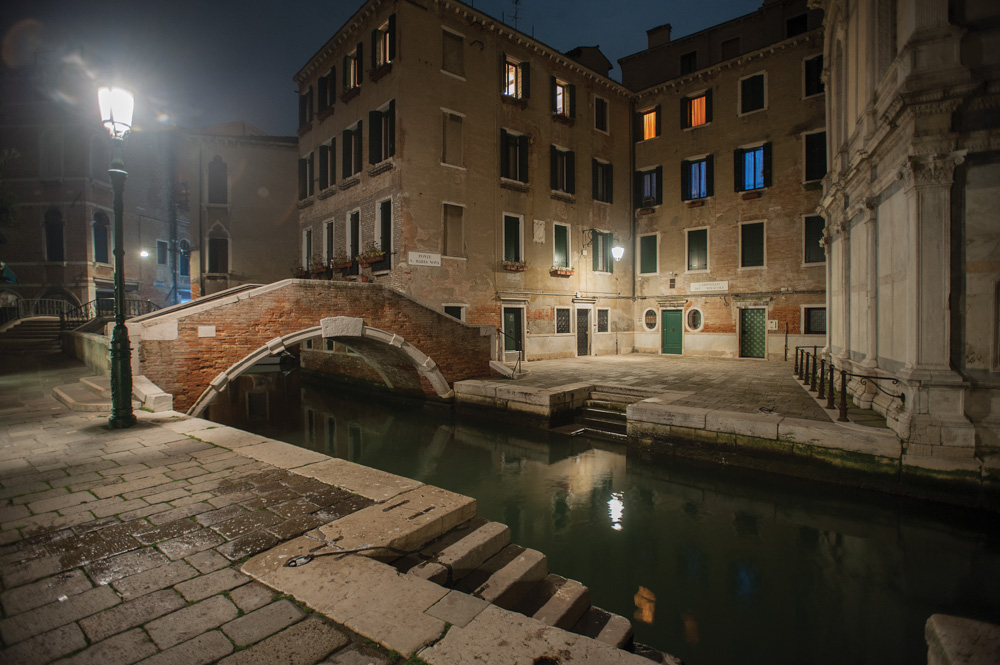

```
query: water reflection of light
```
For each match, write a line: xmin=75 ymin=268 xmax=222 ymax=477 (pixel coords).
xmin=608 ymin=491 xmax=624 ymax=531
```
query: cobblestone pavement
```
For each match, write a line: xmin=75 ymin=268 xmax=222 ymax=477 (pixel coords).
xmin=0 ymin=354 xmax=393 ymax=665
xmin=509 ymin=353 xmax=832 ymax=421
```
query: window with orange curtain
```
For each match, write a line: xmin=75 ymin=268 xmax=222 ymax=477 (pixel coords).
xmin=690 ymin=95 xmax=707 ymax=127
xmin=642 ymin=109 xmax=657 ymax=140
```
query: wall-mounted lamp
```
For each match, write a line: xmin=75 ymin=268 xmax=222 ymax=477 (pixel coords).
xmin=139 ymin=250 xmax=149 ymax=258
xmin=583 ymin=229 xmax=625 ymax=262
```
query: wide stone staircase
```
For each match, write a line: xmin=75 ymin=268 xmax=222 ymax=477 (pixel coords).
xmin=568 ymin=385 xmax=662 ymax=440
xmin=390 ymin=515 xmax=678 ymax=663
xmin=0 ymin=317 xmax=62 ymax=354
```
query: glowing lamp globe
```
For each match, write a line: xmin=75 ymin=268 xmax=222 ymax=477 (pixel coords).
xmin=98 ymin=87 xmax=134 ymax=137
xmin=611 ymin=245 xmax=625 ymax=262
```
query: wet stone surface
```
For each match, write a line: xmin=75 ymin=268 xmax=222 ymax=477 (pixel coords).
xmin=0 ymin=354 xmax=380 ymax=665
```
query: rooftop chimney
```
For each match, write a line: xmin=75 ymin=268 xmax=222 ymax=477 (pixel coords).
xmin=646 ymin=23 xmax=672 ymax=49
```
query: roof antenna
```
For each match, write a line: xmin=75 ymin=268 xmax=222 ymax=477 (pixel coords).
xmin=510 ymin=0 xmax=520 ymax=31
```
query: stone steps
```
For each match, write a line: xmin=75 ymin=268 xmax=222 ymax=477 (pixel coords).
xmin=52 ymin=376 xmax=141 ymax=413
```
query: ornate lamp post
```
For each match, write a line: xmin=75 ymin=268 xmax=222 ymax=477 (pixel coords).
xmin=98 ymin=86 xmax=137 ymax=429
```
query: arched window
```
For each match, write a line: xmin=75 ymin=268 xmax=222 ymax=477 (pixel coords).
xmin=93 ymin=212 xmax=110 ymax=263
xmin=179 ymin=239 xmax=191 ymax=277
xmin=208 ymin=156 xmax=228 ymax=205
xmin=44 ymin=209 xmax=64 ymax=262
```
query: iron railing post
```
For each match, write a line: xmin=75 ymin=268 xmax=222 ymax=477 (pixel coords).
xmin=827 ymin=362 xmax=836 ymax=410
xmin=810 ymin=346 xmax=818 ymax=391
xmin=794 ymin=347 xmax=800 ymax=375
xmin=818 ymin=359 xmax=826 ymax=399
xmin=838 ymin=369 xmax=849 ymax=422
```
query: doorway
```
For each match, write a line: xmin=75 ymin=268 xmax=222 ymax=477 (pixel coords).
xmin=661 ymin=310 xmax=682 ymax=354
xmin=739 ymin=308 xmax=766 ymax=358
xmin=502 ymin=307 xmax=524 ymax=360
xmin=576 ymin=308 xmax=590 ymax=356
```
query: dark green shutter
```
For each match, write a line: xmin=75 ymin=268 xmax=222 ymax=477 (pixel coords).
xmin=317 ymin=77 xmax=327 ymax=112
xmin=550 ymin=76 xmax=557 ymax=112
xmin=681 ymin=97 xmax=690 ymax=129
xmin=550 ymin=145 xmax=558 ymax=190
xmin=342 ymin=130 xmax=351 ymax=177
xmin=654 ymin=104 xmax=661 ymax=136
xmin=356 ymin=42 xmax=363 ymax=83
xmin=504 ymin=215 xmax=519 ymax=261
xmin=634 ymin=171 xmax=643 ymax=206
xmin=762 ymin=142 xmax=772 ymax=187
xmin=554 ymin=225 xmax=567 ymax=267
xmin=655 ymin=166 xmax=663 ymax=204
xmin=518 ymin=135 xmax=529 ymax=182
xmin=734 ymin=149 xmax=743 ymax=192
xmin=705 ymin=155 xmax=714 ymax=196
xmin=319 ymin=145 xmax=329 ymax=189
xmin=640 ymin=235 xmax=657 ymax=274
xmin=741 ymin=222 xmax=764 ymax=267
xmin=592 ymin=159 xmax=599 ymax=200
xmin=500 ymin=130 xmax=509 ymax=178
xmin=371 ymin=29 xmax=379 ymax=67
xmin=297 ymin=158 xmax=307 ymax=200
xmin=566 ymin=151 xmax=575 ymax=194
xmin=568 ymin=84 xmax=576 ymax=118
xmin=521 ymin=61 xmax=530 ymax=98
xmin=592 ymin=234 xmax=599 ymax=271
xmin=705 ymin=89 xmax=713 ymax=123
xmin=606 ymin=233 xmax=613 ymax=273
xmin=634 ymin=111 xmax=642 ymax=141
xmin=500 ymin=52 xmax=507 ymax=94
xmin=342 ymin=56 xmax=349 ymax=91
xmin=330 ymin=137 xmax=336 ymax=184
xmin=356 ymin=121 xmax=363 ymax=173
xmin=606 ymin=163 xmax=613 ymax=203
xmin=387 ymin=100 xmax=395 ymax=157
xmin=369 ymin=110 xmax=380 ymax=164
xmin=388 ymin=14 xmax=396 ymax=61
xmin=380 ymin=199 xmax=392 ymax=253
xmin=680 ymin=160 xmax=690 ymax=201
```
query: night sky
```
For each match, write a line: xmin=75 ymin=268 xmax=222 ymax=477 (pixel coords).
xmin=2 ymin=0 xmax=761 ymax=136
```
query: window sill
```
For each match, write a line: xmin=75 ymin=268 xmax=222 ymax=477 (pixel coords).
xmin=500 ymin=178 xmax=529 ymax=192
xmin=741 ymin=191 xmax=763 ymax=200
xmin=339 ymin=177 xmax=361 ymax=191
xmin=683 ymin=123 xmax=711 ymax=132
xmin=801 ymin=261 xmax=826 ymax=268
xmin=738 ymin=265 xmax=766 ymax=271
xmin=368 ymin=161 xmax=394 ymax=177
xmin=317 ymin=107 xmax=335 ymax=122
xmin=737 ymin=107 xmax=766 ymax=118
xmin=685 ymin=269 xmax=710 ymax=275
xmin=552 ymin=113 xmax=574 ymax=126
xmin=637 ymin=207 xmax=657 ymax=216
xmin=686 ymin=199 xmax=706 ymax=208
xmin=802 ymin=92 xmax=825 ymax=101
xmin=550 ymin=191 xmax=575 ymax=204
xmin=297 ymin=121 xmax=312 ymax=137
xmin=341 ymin=87 xmax=361 ymax=104
xmin=441 ymin=162 xmax=466 ymax=171
xmin=440 ymin=69 xmax=466 ymax=81
xmin=803 ymin=180 xmax=823 ymax=190
xmin=297 ymin=198 xmax=315 ymax=209
xmin=500 ymin=95 xmax=528 ymax=109
xmin=594 ymin=199 xmax=611 ymax=206
xmin=369 ymin=62 xmax=392 ymax=83
xmin=318 ymin=188 xmax=336 ymax=200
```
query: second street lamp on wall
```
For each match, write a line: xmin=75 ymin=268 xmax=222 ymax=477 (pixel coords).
xmin=98 ymin=85 xmax=137 ymax=429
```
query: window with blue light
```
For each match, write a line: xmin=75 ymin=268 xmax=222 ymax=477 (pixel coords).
xmin=682 ymin=156 xmax=713 ymax=200
xmin=734 ymin=143 xmax=771 ymax=192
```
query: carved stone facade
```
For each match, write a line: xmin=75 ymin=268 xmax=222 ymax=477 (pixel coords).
xmin=816 ymin=0 xmax=1000 ymax=453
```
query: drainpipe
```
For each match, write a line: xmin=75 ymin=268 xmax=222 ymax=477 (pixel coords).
xmin=629 ymin=93 xmax=637 ymax=352
xmin=168 ymin=130 xmax=178 ymax=305
xmin=198 ymin=139 xmax=205 ymax=298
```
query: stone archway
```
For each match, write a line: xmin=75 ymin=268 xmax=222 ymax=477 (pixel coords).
xmin=187 ymin=317 xmax=453 ymax=417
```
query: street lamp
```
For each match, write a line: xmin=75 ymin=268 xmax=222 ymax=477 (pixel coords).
xmin=98 ymin=86 xmax=137 ymax=429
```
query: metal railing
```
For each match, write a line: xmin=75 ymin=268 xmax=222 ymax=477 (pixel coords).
xmin=61 ymin=298 xmax=159 ymax=329
xmin=0 ymin=298 xmax=75 ymax=326
xmin=794 ymin=346 xmax=905 ymax=423
xmin=496 ymin=327 xmax=523 ymax=376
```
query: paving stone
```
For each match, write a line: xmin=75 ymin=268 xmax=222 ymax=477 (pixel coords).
xmin=134 ymin=630 xmax=233 ymax=665
xmin=57 ymin=531 xmax=141 ymax=568
xmin=216 ymin=616 xmax=348 ymax=665
xmin=2 ymin=554 xmax=61 ymax=587
xmin=122 ymin=480 xmax=190 ymax=501
xmin=174 ymin=567 xmax=249 ymax=602
xmin=270 ymin=497 xmax=320 ymax=519
xmin=146 ymin=502 xmax=214 ymax=526
xmin=0 ymin=622 xmax=87 ymax=665
xmin=27 ymin=490 xmax=98 ymax=514
xmin=195 ymin=504 xmax=247 ymax=527
xmin=10 ymin=486 xmax=68 ymax=506
xmin=139 ymin=488 xmax=190 ymax=505
xmin=0 ymin=584 xmax=120 ymax=644
xmin=185 ymin=549 xmax=231 ymax=574
xmin=50 ymin=471 xmax=103 ymax=488
xmin=157 ymin=528 xmax=226 ymax=560
xmin=0 ymin=504 xmax=30 ymax=522
xmin=221 ymin=599 xmax=305 ymax=646
xmin=145 ymin=594 xmax=239 ymax=649
xmin=302 ymin=486 xmax=365 ymax=509
xmin=216 ymin=530 xmax=279 ymax=561
xmin=212 ymin=510 xmax=283 ymax=539
xmin=0 ymin=481 xmax=51 ymax=500
xmin=79 ymin=588 xmax=188 ymax=642
xmin=318 ymin=645 xmax=392 ymax=665
xmin=228 ymin=581 xmax=277 ymax=613
xmin=53 ymin=627 xmax=158 ymax=665
xmin=86 ymin=547 xmax=169 ymax=585
xmin=112 ymin=559 xmax=199 ymax=601
xmin=92 ymin=474 xmax=172 ymax=500
xmin=118 ymin=502 xmax=173 ymax=521
xmin=87 ymin=498 xmax=147 ymax=519
xmin=266 ymin=513 xmax=327 ymax=541
xmin=169 ymin=491 xmax=213 ymax=507
xmin=424 ymin=590 xmax=490 ymax=629
xmin=296 ymin=459 xmax=422 ymax=502
xmin=135 ymin=518 xmax=202 ymax=545
xmin=1 ymin=568 xmax=92 ymax=616
xmin=164 ymin=466 xmax=208 ymax=481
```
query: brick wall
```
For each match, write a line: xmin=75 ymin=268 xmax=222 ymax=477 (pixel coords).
xmin=136 ymin=280 xmax=491 ymax=411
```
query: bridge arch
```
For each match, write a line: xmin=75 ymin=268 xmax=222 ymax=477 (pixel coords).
xmin=188 ymin=316 xmax=453 ymax=417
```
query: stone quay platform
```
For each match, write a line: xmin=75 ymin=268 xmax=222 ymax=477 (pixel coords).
xmin=0 ymin=354 xmax=673 ymax=665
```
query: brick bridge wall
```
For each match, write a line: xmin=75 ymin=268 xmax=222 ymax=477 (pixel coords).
xmin=131 ymin=280 xmax=493 ymax=412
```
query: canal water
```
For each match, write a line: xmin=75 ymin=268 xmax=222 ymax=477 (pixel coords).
xmin=206 ymin=368 xmax=1000 ymax=665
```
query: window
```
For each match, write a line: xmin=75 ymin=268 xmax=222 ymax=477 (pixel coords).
xmin=44 ymin=209 xmax=64 ymax=262
xmin=343 ymin=123 xmax=362 ymax=177
xmin=687 ymin=308 xmax=703 ymax=332
xmin=804 ymin=216 xmax=825 ymax=264
xmin=302 ymin=228 xmax=312 ymax=266
xmin=443 ymin=203 xmax=464 ymax=257
xmin=635 ymin=167 xmax=662 ymax=207
xmin=592 ymin=231 xmax=614 ymax=273
xmin=804 ymin=55 xmax=824 ymax=97
xmin=346 ymin=211 xmax=360 ymax=261
xmin=592 ymin=160 xmax=612 ymax=203
xmin=500 ymin=129 xmax=529 ymax=182
xmin=740 ymin=221 xmax=765 ymax=268
xmin=550 ymin=146 xmax=575 ymax=194
xmin=804 ymin=307 xmax=826 ymax=335
xmin=93 ymin=212 xmax=109 ymax=264
xmin=502 ymin=54 xmax=530 ymax=99
xmin=644 ymin=309 xmax=658 ymax=331
xmin=595 ymin=96 xmax=608 ymax=132
xmin=804 ymin=131 xmax=827 ymax=182
xmin=597 ymin=309 xmax=609 ymax=333
xmin=325 ymin=220 xmax=334 ymax=262
xmin=686 ymin=228 xmax=708 ymax=271
xmin=682 ymin=156 xmax=713 ymax=200
xmin=503 ymin=214 xmax=522 ymax=262
xmin=374 ymin=198 xmax=392 ymax=270
xmin=298 ymin=86 xmax=313 ymax=127
xmin=682 ymin=91 xmax=712 ymax=129
xmin=442 ymin=29 xmax=464 ymax=77
xmin=343 ymin=43 xmax=363 ymax=93
xmin=369 ymin=100 xmax=395 ymax=164
xmin=636 ymin=106 xmax=660 ymax=141
xmin=208 ymin=156 xmax=227 ymax=204
xmin=556 ymin=308 xmax=571 ymax=334
xmin=372 ymin=14 xmax=395 ymax=68
xmin=551 ymin=77 xmax=575 ymax=117
xmin=297 ymin=153 xmax=314 ymax=199
xmin=444 ymin=305 xmax=465 ymax=321
xmin=156 ymin=240 xmax=168 ymax=266
xmin=721 ymin=37 xmax=740 ymax=61
xmin=739 ymin=73 xmax=766 ymax=114
xmin=179 ymin=239 xmax=190 ymax=277
xmin=318 ymin=68 xmax=336 ymax=112
xmin=208 ymin=237 xmax=228 ymax=274
xmin=786 ymin=14 xmax=808 ymax=38
xmin=319 ymin=138 xmax=335 ymax=189
xmin=639 ymin=234 xmax=657 ymax=274
xmin=680 ymin=51 xmax=697 ymax=75
xmin=553 ymin=223 xmax=569 ymax=268
xmin=442 ymin=111 xmax=463 ymax=167
xmin=734 ymin=143 xmax=771 ymax=191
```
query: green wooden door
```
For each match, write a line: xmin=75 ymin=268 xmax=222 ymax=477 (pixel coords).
xmin=661 ymin=310 xmax=682 ymax=354
xmin=739 ymin=308 xmax=766 ymax=358
xmin=503 ymin=307 xmax=522 ymax=352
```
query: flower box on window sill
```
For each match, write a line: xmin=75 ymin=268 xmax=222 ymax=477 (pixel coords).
xmin=552 ymin=113 xmax=574 ymax=127
xmin=686 ymin=200 xmax=705 ymax=208
xmin=637 ymin=207 xmax=655 ymax=216
xmin=357 ymin=253 xmax=386 ymax=268
xmin=742 ymin=191 xmax=763 ymax=200
xmin=550 ymin=267 xmax=574 ymax=277
xmin=369 ymin=63 xmax=392 ymax=83
xmin=297 ymin=121 xmax=312 ymax=137
xmin=502 ymin=261 xmax=526 ymax=272
xmin=331 ymin=261 xmax=353 ymax=271
xmin=341 ymin=87 xmax=360 ymax=104
xmin=291 ymin=268 xmax=308 ymax=279
xmin=317 ymin=107 xmax=335 ymax=122
xmin=500 ymin=95 xmax=528 ymax=109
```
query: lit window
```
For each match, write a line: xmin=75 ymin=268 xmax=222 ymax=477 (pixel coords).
xmin=343 ymin=123 xmax=362 ymax=177
xmin=642 ymin=108 xmax=658 ymax=140
xmin=343 ymin=43 xmax=363 ymax=93
xmin=735 ymin=144 xmax=771 ymax=191
xmin=373 ymin=15 xmax=395 ymax=67
xmin=683 ymin=92 xmax=711 ymax=129
xmin=682 ymin=156 xmax=713 ymax=200
xmin=503 ymin=54 xmax=530 ymax=99
xmin=635 ymin=167 xmax=662 ymax=207
xmin=552 ymin=77 xmax=574 ymax=117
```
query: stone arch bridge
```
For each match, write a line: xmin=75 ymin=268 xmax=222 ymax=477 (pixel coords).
xmin=127 ymin=280 xmax=494 ymax=415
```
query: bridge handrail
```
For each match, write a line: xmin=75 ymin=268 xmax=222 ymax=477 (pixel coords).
xmin=496 ymin=326 xmax=523 ymax=376
xmin=61 ymin=298 xmax=160 ymax=329
xmin=0 ymin=298 xmax=74 ymax=326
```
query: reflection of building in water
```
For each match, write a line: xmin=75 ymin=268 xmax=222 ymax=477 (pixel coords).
xmin=634 ymin=585 xmax=656 ymax=624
